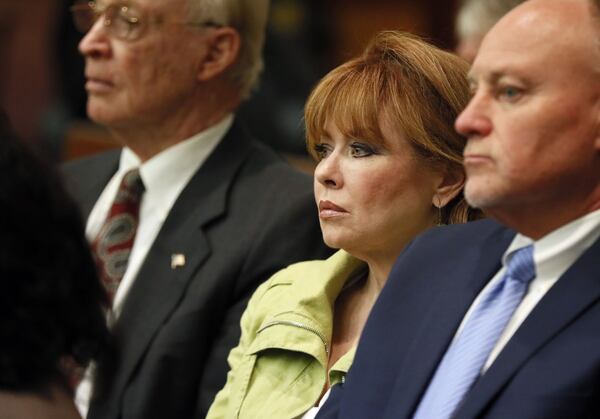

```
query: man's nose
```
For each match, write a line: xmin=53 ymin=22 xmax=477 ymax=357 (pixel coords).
xmin=78 ymin=18 xmax=111 ymax=58
xmin=455 ymin=92 xmax=493 ymax=139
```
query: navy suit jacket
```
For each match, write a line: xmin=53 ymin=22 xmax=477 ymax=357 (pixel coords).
xmin=62 ymin=122 xmax=332 ymax=419
xmin=318 ymin=218 xmax=600 ymax=419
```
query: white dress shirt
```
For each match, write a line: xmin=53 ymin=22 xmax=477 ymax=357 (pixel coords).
xmin=454 ymin=208 xmax=600 ymax=373
xmin=76 ymin=114 xmax=233 ymax=417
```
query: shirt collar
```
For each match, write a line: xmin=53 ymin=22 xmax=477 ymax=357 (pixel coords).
xmin=503 ymin=208 xmax=600 ymax=278
xmin=118 ymin=114 xmax=233 ymax=198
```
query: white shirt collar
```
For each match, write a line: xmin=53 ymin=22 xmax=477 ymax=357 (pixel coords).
xmin=503 ymin=208 xmax=600 ymax=279
xmin=119 ymin=114 xmax=233 ymax=191
xmin=116 ymin=114 xmax=233 ymax=216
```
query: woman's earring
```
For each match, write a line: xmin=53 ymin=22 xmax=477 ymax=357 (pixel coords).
xmin=435 ymin=196 xmax=444 ymax=226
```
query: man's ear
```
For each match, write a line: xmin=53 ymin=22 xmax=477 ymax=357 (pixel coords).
xmin=433 ymin=167 xmax=465 ymax=208
xmin=197 ymin=27 xmax=241 ymax=81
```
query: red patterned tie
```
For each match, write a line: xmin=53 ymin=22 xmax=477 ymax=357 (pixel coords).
xmin=92 ymin=168 xmax=144 ymax=302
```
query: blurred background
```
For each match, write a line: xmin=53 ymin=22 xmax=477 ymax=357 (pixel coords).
xmin=0 ymin=0 xmax=462 ymax=168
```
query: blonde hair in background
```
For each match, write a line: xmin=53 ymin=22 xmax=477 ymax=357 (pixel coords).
xmin=305 ymin=31 xmax=482 ymax=224
xmin=456 ymin=0 xmax=525 ymax=41
xmin=188 ymin=0 xmax=270 ymax=100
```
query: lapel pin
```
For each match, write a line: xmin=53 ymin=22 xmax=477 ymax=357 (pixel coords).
xmin=171 ymin=254 xmax=186 ymax=269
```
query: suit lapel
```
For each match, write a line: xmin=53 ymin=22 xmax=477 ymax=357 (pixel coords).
xmin=107 ymin=123 xmax=253 ymax=401
xmin=384 ymin=226 xmax=515 ymax=419
xmin=455 ymin=235 xmax=600 ymax=419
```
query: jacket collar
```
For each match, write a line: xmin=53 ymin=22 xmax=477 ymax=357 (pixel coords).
xmin=455 ymin=233 xmax=600 ymax=418
xmin=250 ymin=250 xmax=366 ymax=367
xmin=384 ymin=224 xmax=516 ymax=419
xmin=90 ymin=121 xmax=254 ymax=415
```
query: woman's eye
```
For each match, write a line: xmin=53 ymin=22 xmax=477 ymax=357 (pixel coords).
xmin=350 ymin=142 xmax=377 ymax=158
xmin=313 ymin=143 xmax=332 ymax=160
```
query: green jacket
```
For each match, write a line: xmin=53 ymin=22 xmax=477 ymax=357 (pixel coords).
xmin=206 ymin=250 xmax=367 ymax=419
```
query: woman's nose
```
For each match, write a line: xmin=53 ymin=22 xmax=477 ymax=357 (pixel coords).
xmin=314 ymin=153 xmax=342 ymax=189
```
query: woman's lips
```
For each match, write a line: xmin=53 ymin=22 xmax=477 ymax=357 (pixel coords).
xmin=318 ymin=200 xmax=348 ymax=219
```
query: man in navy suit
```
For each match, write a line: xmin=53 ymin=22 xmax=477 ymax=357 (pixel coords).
xmin=316 ymin=0 xmax=600 ymax=418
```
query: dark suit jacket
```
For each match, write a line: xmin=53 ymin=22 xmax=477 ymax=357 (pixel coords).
xmin=62 ymin=122 xmax=332 ymax=419
xmin=317 ymin=219 xmax=600 ymax=419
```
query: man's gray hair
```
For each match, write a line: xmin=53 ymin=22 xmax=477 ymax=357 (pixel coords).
xmin=189 ymin=0 xmax=270 ymax=100
xmin=456 ymin=0 xmax=525 ymax=40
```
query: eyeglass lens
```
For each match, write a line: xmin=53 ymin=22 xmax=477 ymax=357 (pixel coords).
xmin=70 ymin=2 xmax=141 ymax=40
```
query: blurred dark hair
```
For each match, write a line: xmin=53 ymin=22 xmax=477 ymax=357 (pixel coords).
xmin=0 ymin=110 xmax=109 ymax=391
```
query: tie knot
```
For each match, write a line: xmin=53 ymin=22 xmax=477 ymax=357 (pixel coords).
xmin=118 ymin=168 xmax=145 ymax=202
xmin=505 ymin=244 xmax=535 ymax=284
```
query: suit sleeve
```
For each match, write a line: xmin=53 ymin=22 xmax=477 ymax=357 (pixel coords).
xmin=204 ymin=279 xmax=270 ymax=419
xmin=195 ymin=170 xmax=332 ymax=416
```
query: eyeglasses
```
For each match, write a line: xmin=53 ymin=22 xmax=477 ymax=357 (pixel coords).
xmin=70 ymin=1 xmax=222 ymax=41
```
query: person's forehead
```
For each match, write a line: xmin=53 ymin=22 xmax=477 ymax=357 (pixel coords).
xmin=470 ymin=38 xmax=553 ymax=81
xmin=472 ymin=0 xmax=596 ymax=78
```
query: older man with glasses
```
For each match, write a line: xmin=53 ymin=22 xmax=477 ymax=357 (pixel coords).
xmin=62 ymin=1 xmax=330 ymax=419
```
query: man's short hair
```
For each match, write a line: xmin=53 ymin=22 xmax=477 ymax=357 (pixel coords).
xmin=189 ymin=0 xmax=270 ymax=100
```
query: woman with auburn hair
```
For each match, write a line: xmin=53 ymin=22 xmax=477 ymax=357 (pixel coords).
xmin=207 ymin=31 xmax=481 ymax=419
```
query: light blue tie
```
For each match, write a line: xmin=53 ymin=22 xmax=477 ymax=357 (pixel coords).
xmin=413 ymin=244 xmax=536 ymax=419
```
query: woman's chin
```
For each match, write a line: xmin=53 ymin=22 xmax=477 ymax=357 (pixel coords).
xmin=322 ymin=234 xmax=358 ymax=254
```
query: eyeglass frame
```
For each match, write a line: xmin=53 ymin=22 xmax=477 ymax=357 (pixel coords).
xmin=70 ymin=0 xmax=224 ymax=42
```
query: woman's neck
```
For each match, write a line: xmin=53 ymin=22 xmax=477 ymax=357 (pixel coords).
xmin=363 ymin=254 xmax=395 ymax=293
xmin=328 ymin=257 xmax=391 ymax=369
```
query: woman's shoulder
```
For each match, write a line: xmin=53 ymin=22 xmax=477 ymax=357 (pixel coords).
xmin=244 ymin=250 xmax=365 ymax=326
xmin=264 ymin=249 xmax=362 ymax=289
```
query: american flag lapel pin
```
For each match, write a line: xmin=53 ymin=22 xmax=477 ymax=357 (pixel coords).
xmin=171 ymin=254 xmax=186 ymax=269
